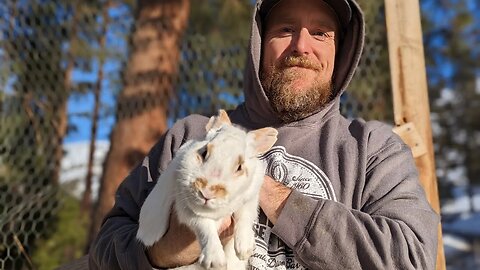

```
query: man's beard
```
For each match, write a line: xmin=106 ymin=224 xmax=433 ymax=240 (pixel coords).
xmin=260 ymin=56 xmax=333 ymax=123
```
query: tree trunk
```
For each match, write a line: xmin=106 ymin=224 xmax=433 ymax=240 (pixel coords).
xmin=80 ymin=0 xmax=109 ymax=217
xmin=465 ymin=132 xmax=476 ymax=213
xmin=88 ymin=0 xmax=190 ymax=246
xmin=52 ymin=25 xmax=73 ymax=188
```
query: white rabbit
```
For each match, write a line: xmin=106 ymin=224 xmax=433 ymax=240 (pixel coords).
xmin=137 ymin=110 xmax=278 ymax=270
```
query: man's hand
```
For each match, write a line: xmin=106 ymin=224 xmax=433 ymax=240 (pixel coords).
xmin=146 ymin=210 xmax=234 ymax=268
xmin=259 ymin=176 xmax=293 ymax=225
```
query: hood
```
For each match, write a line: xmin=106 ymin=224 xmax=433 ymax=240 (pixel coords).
xmin=238 ymin=0 xmax=365 ymax=128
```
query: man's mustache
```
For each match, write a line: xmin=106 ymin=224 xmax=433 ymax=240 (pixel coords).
xmin=276 ymin=56 xmax=321 ymax=71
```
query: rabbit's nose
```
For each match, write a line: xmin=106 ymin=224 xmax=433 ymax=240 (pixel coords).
xmin=199 ymin=188 xmax=215 ymax=201
xmin=200 ymin=184 xmax=227 ymax=201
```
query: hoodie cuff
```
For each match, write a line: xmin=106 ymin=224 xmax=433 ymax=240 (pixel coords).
xmin=271 ymin=190 xmax=324 ymax=249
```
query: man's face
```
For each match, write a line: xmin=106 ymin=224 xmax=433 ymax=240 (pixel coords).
xmin=260 ymin=0 xmax=339 ymax=122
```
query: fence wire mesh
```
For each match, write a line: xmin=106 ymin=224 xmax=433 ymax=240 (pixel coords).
xmin=0 ymin=0 xmax=392 ymax=268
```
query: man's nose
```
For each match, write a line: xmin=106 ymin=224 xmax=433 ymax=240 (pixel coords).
xmin=291 ymin=28 xmax=312 ymax=56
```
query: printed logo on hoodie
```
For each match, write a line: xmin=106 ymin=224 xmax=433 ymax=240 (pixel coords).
xmin=250 ymin=146 xmax=336 ymax=269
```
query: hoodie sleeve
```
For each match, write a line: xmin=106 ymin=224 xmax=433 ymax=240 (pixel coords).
xmin=271 ymin=130 xmax=440 ymax=269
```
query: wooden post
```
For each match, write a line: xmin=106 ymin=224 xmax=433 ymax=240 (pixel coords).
xmin=384 ymin=0 xmax=446 ymax=269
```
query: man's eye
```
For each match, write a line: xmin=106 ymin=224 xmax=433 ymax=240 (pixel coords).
xmin=312 ymin=31 xmax=329 ymax=41
xmin=313 ymin=31 xmax=326 ymax=37
xmin=312 ymin=31 xmax=334 ymax=41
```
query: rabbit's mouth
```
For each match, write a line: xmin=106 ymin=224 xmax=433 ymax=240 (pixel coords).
xmin=191 ymin=191 xmax=216 ymax=208
xmin=199 ymin=193 xmax=212 ymax=206
xmin=193 ymin=193 xmax=231 ymax=212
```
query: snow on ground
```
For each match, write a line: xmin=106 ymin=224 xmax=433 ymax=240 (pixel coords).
xmin=441 ymin=187 xmax=480 ymax=269
xmin=442 ymin=191 xmax=480 ymax=215
xmin=60 ymin=141 xmax=110 ymax=200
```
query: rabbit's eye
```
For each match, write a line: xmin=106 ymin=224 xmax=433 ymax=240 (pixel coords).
xmin=235 ymin=156 xmax=245 ymax=174
xmin=197 ymin=146 xmax=208 ymax=162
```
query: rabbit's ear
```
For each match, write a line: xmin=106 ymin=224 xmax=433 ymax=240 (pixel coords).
xmin=248 ymin=127 xmax=278 ymax=155
xmin=206 ymin=109 xmax=231 ymax=132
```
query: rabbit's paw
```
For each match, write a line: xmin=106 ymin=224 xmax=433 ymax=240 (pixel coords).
xmin=198 ymin=246 xmax=227 ymax=270
xmin=234 ymin=234 xmax=255 ymax=260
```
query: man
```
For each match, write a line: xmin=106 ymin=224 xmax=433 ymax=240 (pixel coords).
xmin=89 ymin=0 xmax=439 ymax=269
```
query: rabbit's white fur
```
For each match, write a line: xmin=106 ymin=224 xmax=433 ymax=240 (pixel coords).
xmin=137 ymin=110 xmax=277 ymax=270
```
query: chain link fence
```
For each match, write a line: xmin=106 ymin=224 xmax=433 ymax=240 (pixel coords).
xmin=0 ymin=0 xmax=392 ymax=268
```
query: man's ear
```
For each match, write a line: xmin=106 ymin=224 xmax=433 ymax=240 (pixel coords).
xmin=248 ymin=127 xmax=278 ymax=155
xmin=205 ymin=109 xmax=232 ymax=132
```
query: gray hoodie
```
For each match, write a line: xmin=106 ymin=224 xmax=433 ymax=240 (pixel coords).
xmin=89 ymin=0 xmax=439 ymax=269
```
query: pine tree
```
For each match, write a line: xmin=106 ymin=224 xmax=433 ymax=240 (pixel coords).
xmin=89 ymin=0 xmax=191 ymax=246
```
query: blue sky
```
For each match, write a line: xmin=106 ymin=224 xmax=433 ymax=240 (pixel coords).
xmin=65 ymin=58 xmax=117 ymax=143
xmin=64 ymin=5 xmax=130 ymax=143
xmin=66 ymin=87 xmax=115 ymax=143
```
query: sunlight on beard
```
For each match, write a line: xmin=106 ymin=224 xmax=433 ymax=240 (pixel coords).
xmin=281 ymin=67 xmax=318 ymax=93
xmin=260 ymin=56 xmax=333 ymax=123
